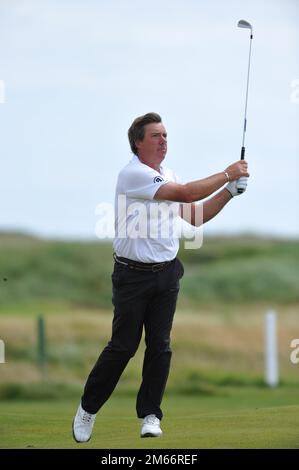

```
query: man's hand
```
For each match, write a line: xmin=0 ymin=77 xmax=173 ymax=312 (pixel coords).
xmin=226 ymin=176 xmax=248 ymax=197
xmin=225 ymin=160 xmax=249 ymax=181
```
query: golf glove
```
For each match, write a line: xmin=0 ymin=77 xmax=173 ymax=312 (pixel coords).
xmin=226 ymin=176 xmax=248 ymax=197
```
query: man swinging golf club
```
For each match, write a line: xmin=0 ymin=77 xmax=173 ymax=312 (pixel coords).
xmin=72 ymin=111 xmax=250 ymax=442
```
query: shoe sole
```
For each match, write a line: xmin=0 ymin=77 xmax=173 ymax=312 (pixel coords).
xmin=141 ymin=432 xmax=162 ymax=438
xmin=72 ymin=419 xmax=91 ymax=443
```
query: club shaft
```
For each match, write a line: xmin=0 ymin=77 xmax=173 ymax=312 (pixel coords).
xmin=241 ymin=33 xmax=253 ymax=159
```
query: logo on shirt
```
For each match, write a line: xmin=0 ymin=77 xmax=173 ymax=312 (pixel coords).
xmin=153 ymin=176 xmax=164 ymax=183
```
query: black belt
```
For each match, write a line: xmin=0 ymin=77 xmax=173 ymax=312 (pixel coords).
xmin=113 ymin=253 xmax=175 ymax=272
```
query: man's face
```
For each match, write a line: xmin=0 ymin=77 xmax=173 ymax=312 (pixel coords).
xmin=136 ymin=122 xmax=167 ymax=163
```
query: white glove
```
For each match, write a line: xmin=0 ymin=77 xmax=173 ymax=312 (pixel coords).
xmin=226 ymin=176 xmax=248 ymax=197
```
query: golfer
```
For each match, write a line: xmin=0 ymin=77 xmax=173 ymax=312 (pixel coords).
xmin=72 ymin=112 xmax=249 ymax=441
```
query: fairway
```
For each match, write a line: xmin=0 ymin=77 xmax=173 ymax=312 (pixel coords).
xmin=1 ymin=388 xmax=299 ymax=449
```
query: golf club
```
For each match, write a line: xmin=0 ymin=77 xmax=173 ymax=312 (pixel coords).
xmin=238 ymin=19 xmax=253 ymax=161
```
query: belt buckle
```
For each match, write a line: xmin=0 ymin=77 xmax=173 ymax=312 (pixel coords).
xmin=113 ymin=254 xmax=130 ymax=268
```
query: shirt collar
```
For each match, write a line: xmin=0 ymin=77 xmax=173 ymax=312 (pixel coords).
xmin=132 ymin=154 xmax=164 ymax=172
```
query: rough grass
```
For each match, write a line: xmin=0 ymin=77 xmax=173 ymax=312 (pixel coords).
xmin=1 ymin=306 xmax=298 ymax=393
xmin=0 ymin=233 xmax=298 ymax=310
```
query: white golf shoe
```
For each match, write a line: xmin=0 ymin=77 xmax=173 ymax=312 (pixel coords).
xmin=72 ymin=403 xmax=96 ymax=443
xmin=141 ymin=414 xmax=162 ymax=438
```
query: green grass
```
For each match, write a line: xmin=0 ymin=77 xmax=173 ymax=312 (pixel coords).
xmin=0 ymin=387 xmax=299 ymax=449
xmin=1 ymin=233 xmax=298 ymax=449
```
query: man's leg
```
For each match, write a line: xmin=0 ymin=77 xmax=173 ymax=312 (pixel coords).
xmin=81 ymin=266 xmax=151 ymax=414
xmin=136 ymin=259 xmax=183 ymax=420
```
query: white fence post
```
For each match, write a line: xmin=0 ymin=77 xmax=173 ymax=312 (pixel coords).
xmin=0 ymin=339 xmax=5 ymax=363
xmin=264 ymin=310 xmax=279 ymax=387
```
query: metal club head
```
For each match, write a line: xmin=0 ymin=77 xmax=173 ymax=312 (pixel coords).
xmin=238 ymin=19 xmax=253 ymax=32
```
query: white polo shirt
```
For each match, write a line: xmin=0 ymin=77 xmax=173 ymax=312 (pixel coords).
xmin=113 ymin=155 xmax=180 ymax=262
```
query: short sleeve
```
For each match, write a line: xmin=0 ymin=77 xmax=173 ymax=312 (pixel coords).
xmin=124 ymin=166 xmax=171 ymax=200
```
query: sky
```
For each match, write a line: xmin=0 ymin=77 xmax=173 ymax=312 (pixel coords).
xmin=0 ymin=0 xmax=298 ymax=240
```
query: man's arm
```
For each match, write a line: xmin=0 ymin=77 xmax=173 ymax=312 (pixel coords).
xmin=180 ymin=176 xmax=249 ymax=226
xmin=180 ymin=188 xmax=232 ymax=227
xmin=155 ymin=160 xmax=249 ymax=203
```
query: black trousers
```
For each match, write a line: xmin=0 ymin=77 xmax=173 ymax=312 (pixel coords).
xmin=81 ymin=257 xmax=184 ymax=420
